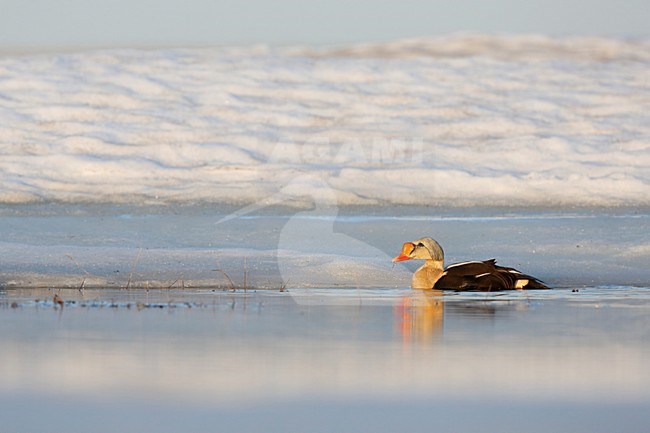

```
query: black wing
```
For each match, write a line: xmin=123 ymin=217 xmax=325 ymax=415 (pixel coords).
xmin=434 ymin=259 xmax=550 ymax=291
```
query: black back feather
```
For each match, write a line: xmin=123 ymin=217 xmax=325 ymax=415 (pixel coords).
xmin=434 ymin=259 xmax=550 ymax=291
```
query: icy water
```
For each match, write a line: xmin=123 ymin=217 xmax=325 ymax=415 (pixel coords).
xmin=1 ymin=287 xmax=650 ymax=433
xmin=1 ymin=206 xmax=650 ymax=432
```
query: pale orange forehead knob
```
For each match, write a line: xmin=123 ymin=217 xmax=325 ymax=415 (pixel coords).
xmin=401 ymin=242 xmax=415 ymax=255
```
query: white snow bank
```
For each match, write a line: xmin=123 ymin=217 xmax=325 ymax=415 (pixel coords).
xmin=0 ymin=35 xmax=648 ymax=206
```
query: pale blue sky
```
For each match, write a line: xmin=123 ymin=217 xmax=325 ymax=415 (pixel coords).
xmin=0 ymin=0 xmax=647 ymax=51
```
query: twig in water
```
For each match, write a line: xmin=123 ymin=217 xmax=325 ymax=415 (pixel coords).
xmin=53 ymin=294 xmax=64 ymax=309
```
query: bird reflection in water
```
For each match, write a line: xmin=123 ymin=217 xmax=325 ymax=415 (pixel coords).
xmin=395 ymin=289 xmax=444 ymax=345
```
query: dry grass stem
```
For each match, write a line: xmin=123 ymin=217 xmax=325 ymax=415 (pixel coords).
xmin=66 ymin=254 xmax=90 ymax=291
xmin=65 ymin=254 xmax=90 ymax=276
xmin=125 ymin=248 xmax=143 ymax=290
xmin=243 ymin=257 xmax=248 ymax=293
xmin=168 ymin=274 xmax=185 ymax=289
xmin=212 ymin=268 xmax=235 ymax=291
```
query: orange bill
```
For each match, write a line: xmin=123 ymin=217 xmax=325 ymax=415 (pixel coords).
xmin=392 ymin=242 xmax=415 ymax=262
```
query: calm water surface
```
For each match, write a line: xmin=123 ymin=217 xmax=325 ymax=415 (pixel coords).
xmin=1 ymin=287 xmax=649 ymax=433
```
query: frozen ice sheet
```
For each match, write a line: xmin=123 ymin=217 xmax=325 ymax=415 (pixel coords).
xmin=1 ymin=204 xmax=648 ymax=288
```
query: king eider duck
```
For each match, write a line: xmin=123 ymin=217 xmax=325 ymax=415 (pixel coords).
xmin=393 ymin=237 xmax=550 ymax=291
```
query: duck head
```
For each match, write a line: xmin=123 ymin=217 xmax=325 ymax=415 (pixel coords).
xmin=392 ymin=237 xmax=444 ymax=262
